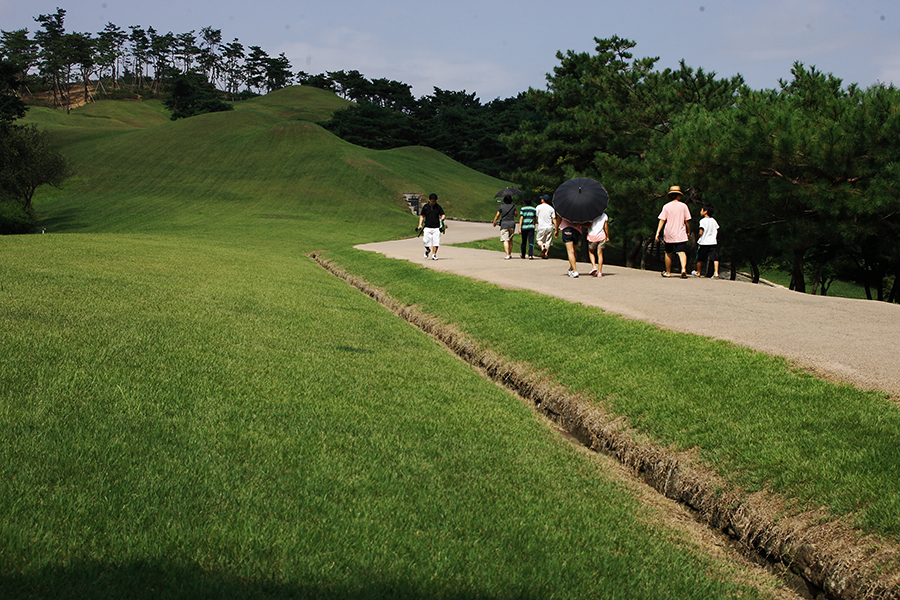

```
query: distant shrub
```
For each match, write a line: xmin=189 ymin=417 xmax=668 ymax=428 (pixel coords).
xmin=0 ymin=200 xmax=34 ymax=234
xmin=165 ymin=73 xmax=233 ymax=120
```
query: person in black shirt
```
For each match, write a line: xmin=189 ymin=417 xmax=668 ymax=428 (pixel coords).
xmin=417 ymin=193 xmax=446 ymax=260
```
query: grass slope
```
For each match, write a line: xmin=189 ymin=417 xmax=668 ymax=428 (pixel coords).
xmin=24 ymin=87 xmax=500 ymax=237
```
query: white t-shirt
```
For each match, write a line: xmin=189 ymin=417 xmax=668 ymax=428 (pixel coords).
xmin=697 ymin=216 xmax=719 ymax=246
xmin=587 ymin=213 xmax=608 ymax=241
xmin=535 ymin=203 xmax=556 ymax=229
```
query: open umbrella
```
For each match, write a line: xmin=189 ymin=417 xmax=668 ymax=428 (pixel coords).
xmin=552 ymin=177 xmax=609 ymax=223
xmin=494 ymin=187 xmax=523 ymax=199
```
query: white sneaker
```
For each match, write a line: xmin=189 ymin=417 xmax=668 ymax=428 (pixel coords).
xmin=431 ymin=255 xmax=438 ymax=260
xmin=568 ymin=270 xmax=579 ymax=278
xmin=424 ymin=248 xmax=430 ymax=258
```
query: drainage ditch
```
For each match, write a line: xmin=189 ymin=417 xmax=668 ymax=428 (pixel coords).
xmin=312 ymin=252 xmax=899 ymax=600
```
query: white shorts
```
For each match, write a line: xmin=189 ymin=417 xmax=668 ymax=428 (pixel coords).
xmin=536 ymin=227 xmax=554 ymax=248
xmin=423 ymin=227 xmax=441 ymax=248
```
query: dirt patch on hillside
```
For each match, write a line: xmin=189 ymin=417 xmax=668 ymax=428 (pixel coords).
xmin=312 ymin=251 xmax=900 ymax=600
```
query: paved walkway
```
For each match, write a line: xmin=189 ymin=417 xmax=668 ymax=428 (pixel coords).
xmin=358 ymin=221 xmax=900 ymax=397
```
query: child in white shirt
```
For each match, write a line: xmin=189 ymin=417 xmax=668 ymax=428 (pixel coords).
xmin=694 ymin=205 xmax=720 ymax=278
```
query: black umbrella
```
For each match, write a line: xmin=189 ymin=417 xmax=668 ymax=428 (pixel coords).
xmin=494 ymin=187 xmax=523 ymax=199
xmin=552 ymin=177 xmax=609 ymax=223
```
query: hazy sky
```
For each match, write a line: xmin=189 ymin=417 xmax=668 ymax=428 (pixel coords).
xmin=3 ymin=0 xmax=898 ymax=100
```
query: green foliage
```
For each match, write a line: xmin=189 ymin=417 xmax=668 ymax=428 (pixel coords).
xmin=0 ymin=58 xmax=28 ymax=122
xmin=243 ymin=46 xmax=294 ymax=94
xmin=0 ymin=122 xmax=71 ymax=217
xmin=0 ymin=194 xmax=33 ymax=233
xmin=324 ymin=101 xmax=422 ymax=149
xmin=417 ymin=88 xmax=543 ymax=178
xmin=656 ymin=64 xmax=900 ymax=298
xmin=501 ymin=37 xmax=900 ymax=301
xmin=504 ymin=36 xmax=744 ymax=262
xmin=164 ymin=72 xmax=233 ymax=120
xmin=320 ymin=76 xmax=543 ymax=179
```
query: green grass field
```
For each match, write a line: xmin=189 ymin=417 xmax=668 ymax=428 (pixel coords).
xmin=758 ymin=268 xmax=871 ymax=300
xmin=1 ymin=87 xmax=896 ymax=598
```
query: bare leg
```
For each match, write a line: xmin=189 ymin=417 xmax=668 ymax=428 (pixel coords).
xmin=565 ymin=241 xmax=578 ymax=272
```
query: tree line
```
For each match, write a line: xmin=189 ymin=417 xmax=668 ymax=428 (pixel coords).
xmin=500 ymin=37 xmax=900 ymax=302
xmin=0 ymin=8 xmax=295 ymax=113
xmin=311 ymin=69 xmax=545 ymax=178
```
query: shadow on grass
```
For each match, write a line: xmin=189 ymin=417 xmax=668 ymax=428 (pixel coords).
xmin=1 ymin=559 xmax=532 ymax=600
xmin=36 ymin=208 xmax=85 ymax=233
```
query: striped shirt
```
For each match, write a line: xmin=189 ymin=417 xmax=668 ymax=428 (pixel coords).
xmin=519 ymin=206 xmax=536 ymax=230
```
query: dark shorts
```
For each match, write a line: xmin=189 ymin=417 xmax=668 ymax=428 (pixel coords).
xmin=665 ymin=241 xmax=688 ymax=254
xmin=562 ymin=227 xmax=581 ymax=244
xmin=696 ymin=244 xmax=719 ymax=262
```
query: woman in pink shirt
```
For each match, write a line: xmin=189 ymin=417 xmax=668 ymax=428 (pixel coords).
xmin=654 ymin=185 xmax=692 ymax=278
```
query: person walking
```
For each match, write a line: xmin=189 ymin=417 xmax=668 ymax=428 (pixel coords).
xmin=555 ymin=216 xmax=584 ymax=278
xmin=693 ymin=204 xmax=720 ymax=278
xmin=534 ymin=194 xmax=556 ymax=259
xmin=518 ymin=198 xmax=537 ymax=259
xmin=654 ymin=185 xmax=692 ymax=278
xmin=417 ymin=193 xmax=446 ymax=260
xmin=492 ymin=197 xmax=517 ymax=259
xmin=586 ymin=211 xmax=609 ymax=277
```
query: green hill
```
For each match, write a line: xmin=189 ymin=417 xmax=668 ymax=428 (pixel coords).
xmin=24 ymin=86 xmax=502 ymax=240
xmin=230 ymin=85 xmax=352 ymax=122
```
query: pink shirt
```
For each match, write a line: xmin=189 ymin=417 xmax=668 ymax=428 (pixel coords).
xmin=657 ymin=201 xmax=691 ymax=243
xmin=558 ymin=217 xmax=583 ymax=233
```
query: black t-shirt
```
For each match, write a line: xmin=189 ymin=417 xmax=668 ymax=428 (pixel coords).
xmin=421 ymin=203 xmax=444 ymax=228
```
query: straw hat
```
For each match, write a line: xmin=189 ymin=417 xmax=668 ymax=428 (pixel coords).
xmin=667 ymin=185 xmax=683 ymax=198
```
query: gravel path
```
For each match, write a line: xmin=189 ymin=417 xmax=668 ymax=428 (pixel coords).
xmin=358 ymin=221 xmax=900 ymax=398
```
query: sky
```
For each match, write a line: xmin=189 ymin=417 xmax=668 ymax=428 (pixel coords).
xmin=2 ymin=0 xmax=898 ymax=100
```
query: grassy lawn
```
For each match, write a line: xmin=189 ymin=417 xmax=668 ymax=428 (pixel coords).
xmin=0 ymin=234 xmax=774 ymax=599
xmin=3 ymin=88 xmax=896 ymax=597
